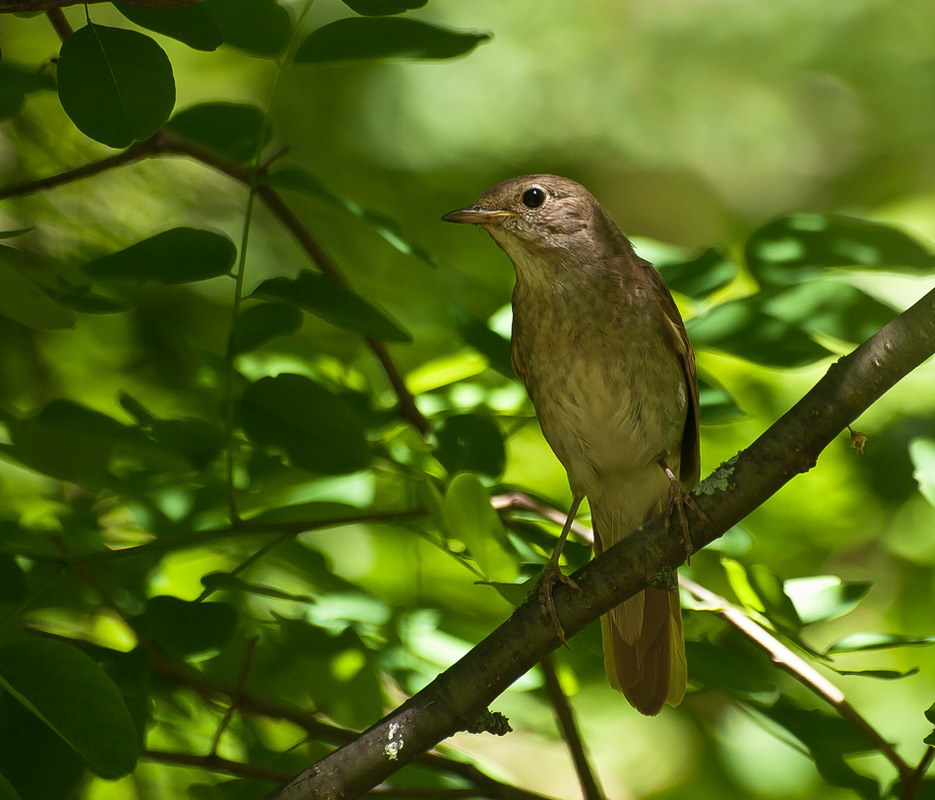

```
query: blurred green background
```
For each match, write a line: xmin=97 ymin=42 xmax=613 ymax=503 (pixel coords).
xmin=1 ymin=1 xmax=935 ymax=798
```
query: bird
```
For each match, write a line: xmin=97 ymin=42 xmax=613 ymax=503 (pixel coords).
xmin=442 ymin=175 xmax=700 ymax=715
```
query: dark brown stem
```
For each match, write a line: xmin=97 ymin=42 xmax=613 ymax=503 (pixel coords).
xmin=540 ymin=655 xmax=605 ymax=800
xmin=45 ymin=7 xmax=72 ymax=39
xmin=901 ymin=747 xmax=935 ymax=800
xmin=680 ymin=577 xmax=912 ymax=781
xmin=264 ymin=286 xmax=935 ymax=799
xmin=2 ymin=0 xmax=199 ymax=11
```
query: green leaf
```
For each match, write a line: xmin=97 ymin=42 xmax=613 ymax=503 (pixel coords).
xmin=826 ymin=632 xmax=935 ymax=654
xmin=697 ymin=378 xmax=744 ymax=424
xmin=925 ymin=701 xmax=935 ymax=725
xmin=252 ymin=271 xmax=411 ymax=342
xmin=231 ymin=302 xmax=303 ymax=354
xmin=453 ymin=307 xmax=514 ymax=377
xmin=205 ymin=0 xmax=290 ymax=58
xmin=240 ymin=373 xmax=371 ymax=474
xmin=441 ymin=473 xmax=518 ymax=582
xmin=433 ymin=414 xmax=505 ymax=479
xmin=57 ymin=24 xmax=175 ymax=148
xmin=688 ymin=298 xmax=833 ymax=368
xmin=0 ymin=252 xmax=75 ymax=330
xmin=114 ymin=2 xmax=223 ymax=51
xmin=721 ymin=557 xmax=765 ymax=613
xmin=910 ymin=437 xmax=935 ymax=507
xmin=657 ymin=247 xmax=739 ymax=300
xmin=140 ymin=596 xmax=238 ymax=661
xmin=341 ymin=0 xmax=428 ymax=16
xmin=748 ymin=563 xmax=802 ymax=633
xmin=57 ymin=291 xmax=130 ymax=314
xmin=201 ymin=572 xmax=316 ymax=603
xmin=83 ymin=228 xmax=236 ymax=285
xmin=0 ymin=228 xmax=34 ymax=240
xmin=149 ymin=418 xmax=226 ymax=469
xmin=0 ymin=772 xmax=20 ymax=800
xmin=0 ymin=557 xmax=29 ymax=604
xmin=0 ymin=639 xmax=138 ymax=778
xmin=266 ymin=167 xmax=436 ymax=265
xmin=783 ymin=575 xmax=871 ymax=626
xmin=0 ymin=62 xmax=54 ymax=119
xmin=295 ymin=17 xmax=489 ymax=63
xmin=746 ymin=213 xmax=935 ymax=286
xmin=167 ymin=102 xmax=270 ymax=162
xmin=831 ymin=667 xmax=919 ymax=680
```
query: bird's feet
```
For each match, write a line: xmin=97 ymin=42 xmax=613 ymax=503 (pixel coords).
xmin=658 ymin=458 xmax=707 ymax=564
xmin=538 ymin=558 xmax=580 ymax=647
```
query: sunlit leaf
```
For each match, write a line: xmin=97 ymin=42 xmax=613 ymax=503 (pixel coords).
xmin=341 ymin=0 xmax=427 ymax=16
xmin=205 ymin=0 xmax=290 ymax=57
xmin=441 ymin=473 xmax=518 ymax=582
xmin=721 ymin=557 xmax=765 ymax=613
xmin=783 ymin=575 xmax=871 ymax=626
xmin=748 ymin=563 xmax=802 ymax=633
xmin=266 ymin=167 xmax=436 ymax=265
xmin=295 ymin=17 xmax=489 ymax=63
xmin=826 ymin=632 xmax=935 ymax=654
xmin=698 ymin=378 xmax=744 ymax=424
xmin=139 ymin=596 xmax=238 ymax=661
xmin=231 ymin=302 xmax=303 ymax=354
xmin=83 ymin=228 xmax=236 ymax=285
xmin=167 ymin=102 xmax=270 ymax=162
xmin=114 ymin=2 xmax=223 ymax=51
xmin=57 ymin=24 xmax=175 ymax=148
xmin=252 ymin=270 xmax=411 ymax=342
xmin=909 ymin=437 xmax=935 ymax=507
xmin=746 ymin=213 xmax=935 ymax=286
xmin=433 ymin=413 xmax=505 ymax=479
xmin=239 ymin=373 xmax=371 ymax=474
xmin=0 ymin=639 xmax=138 ymax=778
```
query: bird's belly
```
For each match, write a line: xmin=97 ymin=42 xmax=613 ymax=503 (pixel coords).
xmin=521 ymin=336 xmax=686 ymax=494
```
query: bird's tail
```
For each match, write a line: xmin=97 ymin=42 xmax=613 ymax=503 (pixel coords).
xmin=591 ymin=472 xmax=687 ymax=716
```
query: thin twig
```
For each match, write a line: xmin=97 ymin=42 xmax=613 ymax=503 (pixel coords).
xmin=540 ymin=655 xmax=604 ymax=800
xmin=679 ymin=576 xmax=912 ymax=781
xmin=901 ymin=746 xmax=935 ymax=800
xmin=210 ymin=636 xmax=259 ymax=756
xmin=45 ymin=7 xmax=72 ymax=39
xmin=2 ymin=0 xmax=199 ymax=11
xmin=492 ymin=491 xmax=593 ymax=544
xmin=145 ymin=749 xmax=292 ymax=784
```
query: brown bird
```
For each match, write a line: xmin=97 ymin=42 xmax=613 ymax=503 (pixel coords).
xmin=443 ymin=175 xmax=699 ymax=715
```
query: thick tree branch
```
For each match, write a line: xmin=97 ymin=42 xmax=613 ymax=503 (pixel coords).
xmin=1 ymin=0 xmax=199 ymax=11
xmin=265 ymin=287 xmax=935 ymax=799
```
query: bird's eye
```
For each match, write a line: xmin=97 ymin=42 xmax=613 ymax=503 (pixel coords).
xmin=521 ymin=187 xmax=546 ymax=209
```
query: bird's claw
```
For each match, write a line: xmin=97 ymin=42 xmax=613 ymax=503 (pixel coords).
xmin=537 ymin=559 xmax=580 ymax=647
xmin=659 ymin=461 xmax=708 ymax=565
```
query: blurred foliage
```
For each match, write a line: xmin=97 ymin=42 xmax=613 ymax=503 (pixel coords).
xmin=1 ymin=1 xmax=935 ymax=799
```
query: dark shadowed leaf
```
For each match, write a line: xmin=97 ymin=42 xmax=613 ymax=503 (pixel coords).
xmin=453 ymin=307 xmax=513 ymax=376
xmin=0 ymin=557 xmax=28 ymax=604
xmin=687 ymin=298 xmax=832 ymax=367
xmin=657 ymin=247 xmax=739 ymax=300
xmin=57 ymin=291 xmax=130 ymax=314
xmin=0 ymin=62 xmax=54 ymax=119
xmin=240 ymin=374 xmax=371 ymax=474
xmin=748 ymin=563 xmax=802 ymax=633
xmin=231 ymin=302 xmax=304 ymax=354
xmin=0 ymin=249 xmax=75 ymax=330
xmin=0 ymin=228 xmax=34 ymax=240
xmin=139 ymin=596 xmax=238 ymax=661
xmin=831 ymin=667 xmax=919 ymax=680
xmin=697 ymin=378 xmax=744 ymax=424
xmin=685 ymin=635 xmax=777 ymax=697
xmin=746 ymin=213 xmax=935 ymax=286
xmin=341 ymin=0 xmax=427 ymax=16
xmin=150 ymin=418 xmax=226 ymax=469
xmin=167 ymin=102 xmax=269 ymax=162
xmin=252 ymin=270 xmax=411 ymax=342
xmin=114 ymin=2 xmax=223 ymax=51
xmin=0 ymin=639 xmax=138 ymax=778
xmin=0 ymin=772 xmax=19 ymax=800
xmin=266 ymin=167 xmax=436 ymax=264
xmin=205 ymin=0 xmax=290 ymax=57
xmin=83 ymin=228 xmax=236 ymax=285
xmin=57 ymin=24 xmax=175 ymax=148
xmin=295 ymin=17 xmax=489 ymax=63
xmin=434 ymin=414 xmax=505 ymax=479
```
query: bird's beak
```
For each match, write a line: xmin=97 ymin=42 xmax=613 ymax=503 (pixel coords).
xmin=442 ymin=206 xmax=518 ymax=225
